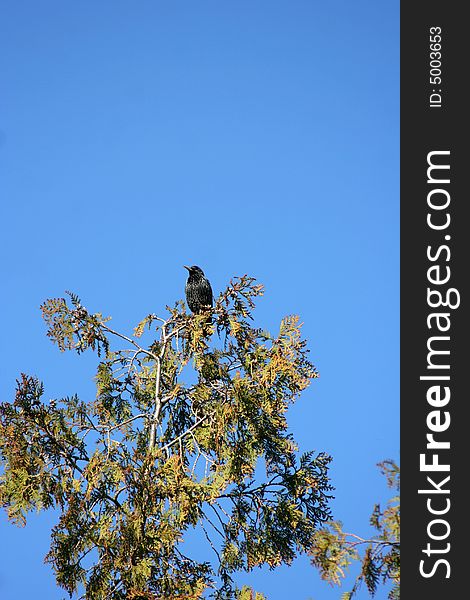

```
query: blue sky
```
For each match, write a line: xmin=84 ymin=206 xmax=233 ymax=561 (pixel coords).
xmin=0 ymin=2 xmax=399 ymax=598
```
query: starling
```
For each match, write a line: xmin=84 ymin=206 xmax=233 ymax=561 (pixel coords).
xmin=184 ymin=265 xmax=213 ymax=313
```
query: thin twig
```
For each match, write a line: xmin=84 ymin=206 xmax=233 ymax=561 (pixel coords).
xmin=101 ymin=323 xmax=158 ymax=361
xmin=200 ymin=521 xmax=222 ymax=563
xmin=161 ymin=415 xmax=209 ymax=453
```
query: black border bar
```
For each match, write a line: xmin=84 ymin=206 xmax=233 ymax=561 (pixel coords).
xmin=401 ymin=2 xmax=466 ymax=597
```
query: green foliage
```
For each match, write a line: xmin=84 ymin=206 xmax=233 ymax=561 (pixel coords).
xmin=0 ymin=276 xmax=332 ymax=599
xmin=236 ymin=586 xmax=266 ymax=600
xmin=309 ymin=460 xmax=400 ymax=599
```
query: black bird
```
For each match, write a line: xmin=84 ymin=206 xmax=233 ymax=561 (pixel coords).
xmin=184 ymin=265 xmax=213 ymax=313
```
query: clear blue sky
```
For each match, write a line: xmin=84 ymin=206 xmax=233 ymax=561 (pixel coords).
xmin=0 ymin=1 xmax=399 ymax=598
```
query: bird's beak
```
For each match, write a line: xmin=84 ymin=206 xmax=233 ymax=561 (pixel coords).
xmin=183 ymin=265 xmax=191 ymax=272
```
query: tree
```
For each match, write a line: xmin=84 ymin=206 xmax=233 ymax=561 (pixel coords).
xmin=0 ymin=276 xmax=333 ymax=599
xmin=236 ymin=587 xmax=266 ymax=600
xmin=309 ymin=460 xmax=400 ymax=599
